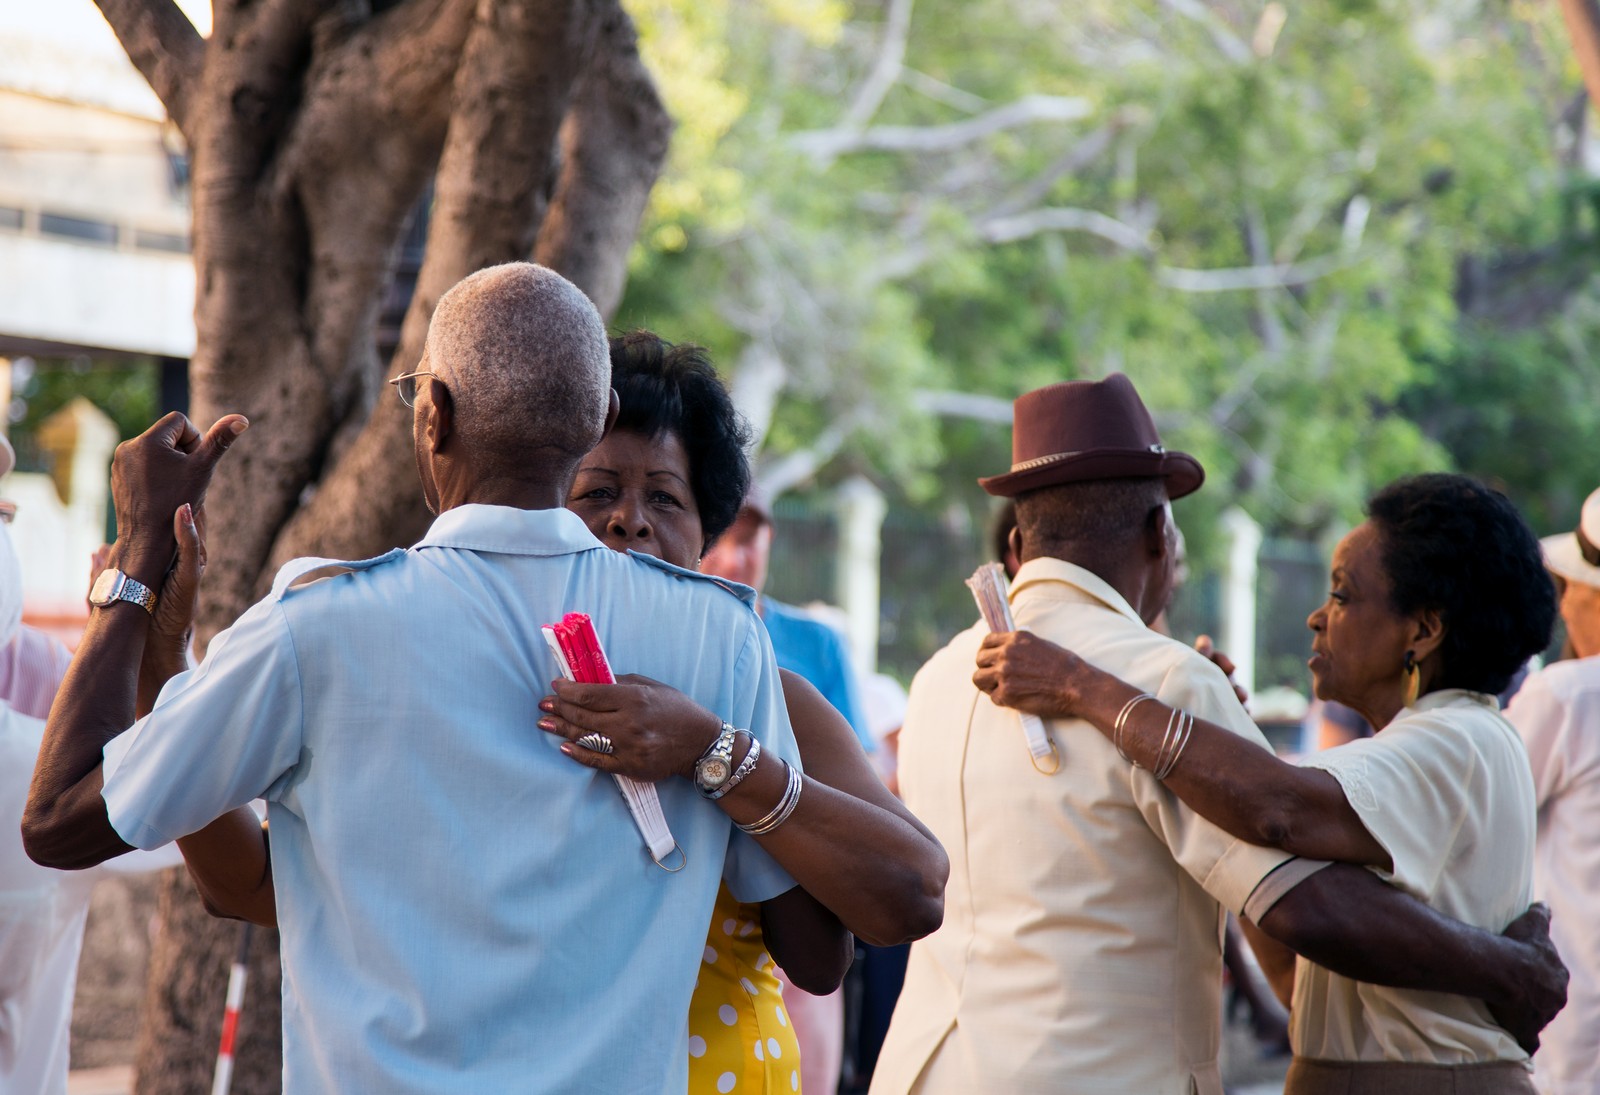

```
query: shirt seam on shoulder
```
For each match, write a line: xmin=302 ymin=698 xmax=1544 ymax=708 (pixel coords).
xmin=273 ymin=599 xmax=308 ymax=787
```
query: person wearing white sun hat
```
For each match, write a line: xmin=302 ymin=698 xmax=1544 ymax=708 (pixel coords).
xmin=1506 ymin=486 xmax=1600 ymax=1094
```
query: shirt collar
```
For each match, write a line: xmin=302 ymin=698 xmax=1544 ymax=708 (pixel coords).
xmin=1409 ymin=688 xmax=1501 ymax=714
xmin=1007 ymin=557 xmax=1146 ymax=627
xmin=415 ymin=504 xmax=605 ymax=557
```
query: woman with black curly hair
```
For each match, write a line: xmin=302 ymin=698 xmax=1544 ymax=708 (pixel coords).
xmin=545 ymin=330 xmax=947 ymax=1095
xmin=973 ymin=473 xmax=1558 ymax=1094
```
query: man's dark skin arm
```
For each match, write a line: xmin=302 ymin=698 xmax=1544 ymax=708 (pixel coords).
xmin=23 ymin=412 xmax=246 ymax=870
xmin=1251 ymin=863 xmax=1568 ymax=1054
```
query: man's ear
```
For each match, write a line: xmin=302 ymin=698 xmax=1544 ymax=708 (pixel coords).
xmin=1008 ymin=525 xmax=1024 ymax=566
xmin=426 ymin=376 xmax=454 ymax=454
xmin=1144 ymin=501 xmax=1172 ymax=561
xmin=600 ymin=388 xmax=621 ymax=440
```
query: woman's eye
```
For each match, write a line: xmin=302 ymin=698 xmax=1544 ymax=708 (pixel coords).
xmin=650 ymin=491 xmax=683 ymax=508
xmin=576 ymin=486 xmax=614 ymax=502
xmin=1328 ymin=589 xmax=1348 ymax=605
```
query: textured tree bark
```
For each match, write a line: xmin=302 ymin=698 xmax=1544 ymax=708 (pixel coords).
xmin=1559 ymin=0 xmax=1600 ymax=111
xmin=89 ymin=0 xmax=670 ymax=1090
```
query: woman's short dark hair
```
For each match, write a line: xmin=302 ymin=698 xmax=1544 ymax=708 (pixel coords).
xmin=608 ymin=330 xmax=753 ymax=550
xmin=1367 ymin=473 xmax=1555 ymax=695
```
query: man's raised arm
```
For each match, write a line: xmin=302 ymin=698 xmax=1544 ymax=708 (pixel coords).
xmin=1252 ymin=863 xmax=1568 ymax=1054
xmin=22 ymin=412 xmax=245 ymax=869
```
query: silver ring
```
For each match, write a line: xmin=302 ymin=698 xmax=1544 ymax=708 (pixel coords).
xmin=575 ymin=732 xmax=614 ymax=755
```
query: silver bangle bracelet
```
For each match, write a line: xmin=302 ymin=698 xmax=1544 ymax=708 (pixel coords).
xmin=1112 ymin=692 xmax=1157 ymax=767
xmin=706 ymin=733 xmax=761 ymax=801
xmin=737 ymin=761 xmax=803 ymax=836
xmin=1153 ymin=708 xmax=1194 ymax=781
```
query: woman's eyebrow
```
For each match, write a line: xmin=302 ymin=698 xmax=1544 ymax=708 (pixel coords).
xmin=646 ymin=469 xmax=690 ymax=486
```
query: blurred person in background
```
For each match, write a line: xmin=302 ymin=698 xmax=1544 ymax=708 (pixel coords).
xmin=1506 ymin=485 xmax=1600 ymax=1095
xmin=0 ymin=431 xmax=181 ymax=1095
xmin=841 ymin=672 xmax=914 ymax=1093
xmin=699 ymin=484 xmax=878 ymax=1094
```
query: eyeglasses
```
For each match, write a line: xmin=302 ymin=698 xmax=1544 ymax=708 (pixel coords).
xmin=0 ymin=501 xmax=15 ymax=525
xmin=388 ymin=370 xmax=439 ymax=409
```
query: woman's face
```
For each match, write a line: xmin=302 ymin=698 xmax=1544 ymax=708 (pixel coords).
xmin=1559 ymin=577 xmax=1600 ymax=660
xmin=1306 ymin=521 xmax=1416 ymax=720
xmin=568 ymin=427 xmax=704 ymax=570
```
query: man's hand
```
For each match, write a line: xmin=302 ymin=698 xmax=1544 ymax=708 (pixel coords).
xmin=137 ymin=504 xmax=206 ymax=718
xmin=1194 ymin=634 xmax=1249 ymax=706
xmin=973 ymin=630 xmax=1087 ymax=718
xmin=1487 ymin=903 xmax=1569 ymax=1055
xmin=110 ymin=412 xmax=246 ymax=587
xmin=538 ymin=674 xmax=725 ymax=782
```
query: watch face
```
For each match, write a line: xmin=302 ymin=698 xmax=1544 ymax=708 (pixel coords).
xmin=89 ymin=569 xmax=123 ymax=606
xmin=698 ymin=757 xmax=732 ymax=787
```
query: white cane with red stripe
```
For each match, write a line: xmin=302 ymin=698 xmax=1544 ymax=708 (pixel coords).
xmin=211 ymin=922 xmax=254 ymax=1095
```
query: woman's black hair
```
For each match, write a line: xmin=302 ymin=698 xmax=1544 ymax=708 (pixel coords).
xmin=1367 ymin=473 xmax=1555 ymax=696
xmin=608 ymin=330 xmax=754 ymax=551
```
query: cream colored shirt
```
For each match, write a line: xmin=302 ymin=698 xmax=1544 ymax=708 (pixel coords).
xmin=1507 ymin=657 xmax=1600 ymax=1094
xmin=870 ymin=559 xmax=1294 ymax=1095
xmin=1294 ymin=690 xmax=1535 ymax=1066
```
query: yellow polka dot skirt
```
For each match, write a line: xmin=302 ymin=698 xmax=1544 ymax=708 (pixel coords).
xmin=687 ymin=883 xmax=801 ymax=1093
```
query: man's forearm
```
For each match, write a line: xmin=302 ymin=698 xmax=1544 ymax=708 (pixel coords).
xmin=1256 ymin=864 xmax=1530 ymax=1003
xmin=178 ymin=809 xmax=277 ymax=926
xmin=22 ymin=581 xmax=156 ymax=868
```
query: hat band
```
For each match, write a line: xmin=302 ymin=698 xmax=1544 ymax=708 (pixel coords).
xmin=1578 ymin=526 xmax=1600 ymax=568
xmin=1009 ymin=443 xmax=1165 ymax=474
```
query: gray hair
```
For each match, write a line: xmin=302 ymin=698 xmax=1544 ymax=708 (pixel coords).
xmin=423 ymin=262 xmax=611 ymax=467
xmin=1015 ymin=477 xmax=1169 ymax=552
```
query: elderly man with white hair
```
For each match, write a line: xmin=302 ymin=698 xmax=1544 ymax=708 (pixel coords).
xmin=24 ymin=263 xmax=805 ymax=1094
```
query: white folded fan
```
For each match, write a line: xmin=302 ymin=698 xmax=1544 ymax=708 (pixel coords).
xmin=967 ymin=562 xmax=1059 ymax=773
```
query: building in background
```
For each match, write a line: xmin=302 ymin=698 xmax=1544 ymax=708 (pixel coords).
xmin=0 ymin=2 xmax=204 ymax=634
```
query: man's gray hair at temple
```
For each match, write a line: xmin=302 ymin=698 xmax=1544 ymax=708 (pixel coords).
xmin=422 ymin=262 xmax=612 ymax=463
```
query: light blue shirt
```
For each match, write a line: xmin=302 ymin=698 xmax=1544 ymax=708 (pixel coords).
xmin=761 ymin=598 xmax=874 ymax=752
xmin=101 ymin=505 xmax=799 ymax=1095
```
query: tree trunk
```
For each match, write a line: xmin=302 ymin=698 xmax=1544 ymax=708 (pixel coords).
xmin=91 ymin=1 xmax=671 ymax=1089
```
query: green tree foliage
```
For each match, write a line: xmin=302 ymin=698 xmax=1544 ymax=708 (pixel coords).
xmin=621 ymin=0 xmax=1599 ymax=556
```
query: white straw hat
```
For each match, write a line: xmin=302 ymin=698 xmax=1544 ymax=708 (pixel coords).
xmin=1543 ymin=487 xmax=1600 ymax=589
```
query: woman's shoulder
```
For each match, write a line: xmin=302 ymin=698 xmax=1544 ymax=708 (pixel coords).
xmin=1384 ymin=691 xmax=1530 ymax=774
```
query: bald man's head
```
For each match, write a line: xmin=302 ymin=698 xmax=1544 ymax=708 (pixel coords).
xmin=422 ymin=263 xmax=611 ymax=473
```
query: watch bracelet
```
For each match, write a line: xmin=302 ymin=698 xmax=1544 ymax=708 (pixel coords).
xmin=693 ymin=721 xmax=739 ymax=792
xmin=705 ymin=732 xmax=760 ymax=801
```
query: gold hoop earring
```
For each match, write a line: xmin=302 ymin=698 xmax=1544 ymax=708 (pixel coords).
xmin=1402 ymin=650 xmax=1420 ymax=707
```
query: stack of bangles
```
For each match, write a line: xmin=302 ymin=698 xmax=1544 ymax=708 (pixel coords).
xmin=737 ymin=761 xmax=804 ymax=836
xmin=1112 ymin=692 xmax=1194 ymax=780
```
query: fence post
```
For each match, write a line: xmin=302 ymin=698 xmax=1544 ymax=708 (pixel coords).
xmin=835 ymin=477 xmax=887 ymax=678
xmin=1220 ymin=506 xmax=1262 ymax=701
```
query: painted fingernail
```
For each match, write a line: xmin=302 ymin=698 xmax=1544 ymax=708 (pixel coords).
xmin=538 ymin=699 xmax=554 ymax=712
xmin=538 ymin=718 xmax=555 ymax=731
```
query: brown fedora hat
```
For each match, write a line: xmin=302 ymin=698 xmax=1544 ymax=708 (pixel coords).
xmin=978 ymin=373 xmax=1205 ymax=499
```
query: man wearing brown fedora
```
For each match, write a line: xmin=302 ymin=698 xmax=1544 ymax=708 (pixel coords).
xmin=871 ymin=374 xmax=1567 ymax=1095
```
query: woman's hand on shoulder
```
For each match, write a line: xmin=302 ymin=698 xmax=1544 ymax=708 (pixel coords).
xmin=538 ymin=674 xmax=723 ymax=782
xmin=973 ymin=630 xmax=1089 ymax=718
